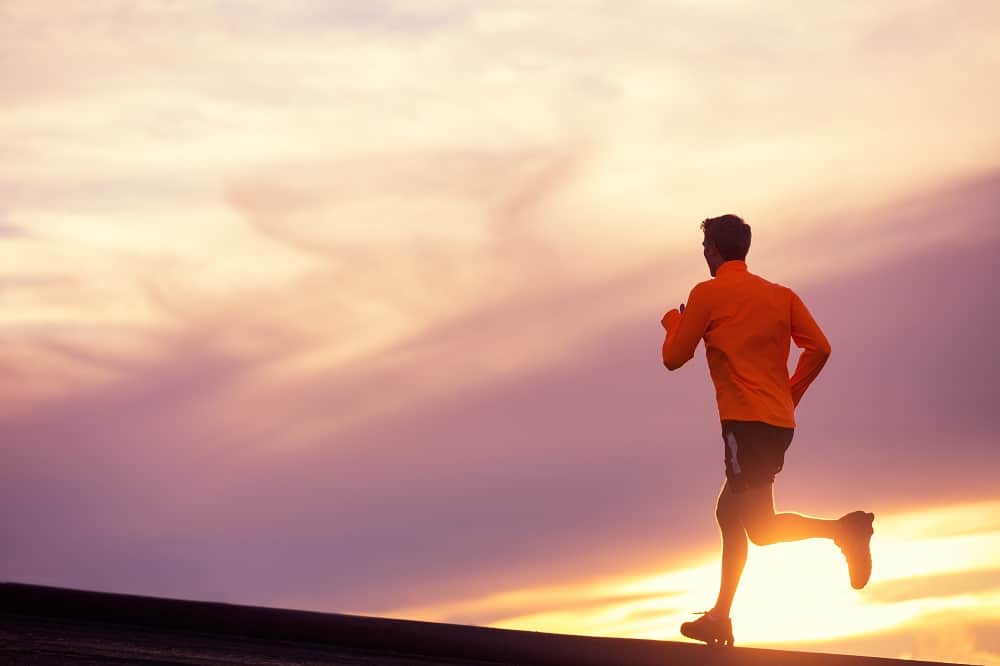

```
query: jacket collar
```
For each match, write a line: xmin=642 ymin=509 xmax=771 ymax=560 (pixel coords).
xmin=716 ymin=260 xmax=747 ymax=277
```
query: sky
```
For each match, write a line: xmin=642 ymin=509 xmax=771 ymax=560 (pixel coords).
xmin=2 ymin=1 xmax=1000 ymax=663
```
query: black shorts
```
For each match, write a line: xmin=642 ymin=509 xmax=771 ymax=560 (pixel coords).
xmin=722 ymin=420 xmax=794 ymax=492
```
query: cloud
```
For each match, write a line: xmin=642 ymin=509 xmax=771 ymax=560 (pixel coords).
xmin=0 ymin=223 xmax=27 ymax=237
xmin=223 ymin=143 xmax=589 ymax=271
xmin=864 ymin=569 xmax=1000 ymax=604
xmin=3 ymin=169 xmax=999 ymax=618
xmin=807 ymin=614 xmax=1000 ymax=665
xmin=2 ymin=0 xmax=1000 ymax=645
xmin=0 ymin=273 xmax=71 ymax=288
xmin=385 ymin=498 xmax=1000 ymax=660
xmin=296 ymin=0 xmax=471 ymax=35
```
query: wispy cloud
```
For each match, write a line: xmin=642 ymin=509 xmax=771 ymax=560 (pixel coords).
xmin=3 ymin=171 xmax=998 ymax=620
xmin=387 ymin=500 xmax=1000 ymax=664
xmin=0 ymin=223 xmax=27 ymax=238
xmin=1 ymin=2 xmax=999 ymax=661
xmin=864 ymin=569 xmax=1000 ymax=605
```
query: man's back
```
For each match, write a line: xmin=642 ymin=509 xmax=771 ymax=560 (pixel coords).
xmin=663 ymin=216 xmax=871 ymax=648
xmin=661 ymin=260 xmax=831 ymax=428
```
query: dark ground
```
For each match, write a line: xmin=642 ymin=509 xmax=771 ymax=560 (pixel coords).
xmin=0 ymin=583 xmax=975 ymax=666
xmin=1 ymin=613 xmax=493 ymax=665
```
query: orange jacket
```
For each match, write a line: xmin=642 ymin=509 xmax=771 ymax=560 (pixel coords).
xmin=661 ymin=261 xmax=830 ymax=428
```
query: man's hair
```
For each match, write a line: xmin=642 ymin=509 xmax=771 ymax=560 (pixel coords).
xmin=700 ymin=214 xmax=751 ymax=261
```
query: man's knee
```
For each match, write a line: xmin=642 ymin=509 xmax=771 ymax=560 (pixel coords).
xmin=744 ymin=517 xmax=779 ymax=546
xmin=716 ymin=497 xmax=741 ymax=530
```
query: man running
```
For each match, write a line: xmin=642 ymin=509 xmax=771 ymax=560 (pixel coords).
xmin=660 ymin=214 xmax=874 ymax=647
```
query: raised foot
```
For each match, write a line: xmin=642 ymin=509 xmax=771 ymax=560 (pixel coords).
xmin=836 ymin=510 xmax=875 ymax=589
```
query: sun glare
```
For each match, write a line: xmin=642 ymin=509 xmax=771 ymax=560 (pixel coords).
xmin=391 ymin=500 xmax=1000 ymax=658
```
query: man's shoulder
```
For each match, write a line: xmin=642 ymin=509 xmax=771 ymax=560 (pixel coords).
xmin=747 ymin=271 xmax=796 ymax=297
xmin=693 ymin=271 xmax=797 ymax=302
xmin=689 ymin=278 xmax=718 ymax=300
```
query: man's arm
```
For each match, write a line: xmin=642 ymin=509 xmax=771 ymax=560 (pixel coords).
xmin=789 ymin=290 xmax=832 ymax=406
xmin=661 ymin=284 xmax=711 ymax=370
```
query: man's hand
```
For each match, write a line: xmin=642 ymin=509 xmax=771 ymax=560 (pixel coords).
xmin=661 ymin=304 xmax=684 ymax=330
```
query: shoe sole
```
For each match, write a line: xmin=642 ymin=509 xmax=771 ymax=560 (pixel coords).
xmin=681 ymin=632 xmax=734 ymax=647
xmin=848 ymin=512 xmax=874 ymax=589
xmin=681 ymin=625 xmax=734 ymax=647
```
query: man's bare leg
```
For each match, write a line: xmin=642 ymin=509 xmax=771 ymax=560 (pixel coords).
xmin=738 ymin=483 xmax=841 ymax=546
xmin=711 ymin=480 xmax=841 ymax=617
xmin=712 ymin=481 xmax=748 ymax=618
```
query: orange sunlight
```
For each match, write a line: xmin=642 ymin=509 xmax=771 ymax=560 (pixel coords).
xmin=390 ymin=499 xmax=1000 ymax=663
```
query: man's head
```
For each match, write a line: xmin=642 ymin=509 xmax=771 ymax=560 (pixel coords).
xmin=701 ymin=214 xmax=751 ymax=277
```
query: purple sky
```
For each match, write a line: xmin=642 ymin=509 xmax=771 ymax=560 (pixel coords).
xmin=3 ymin=3 xmax=1000 ymax=661
xmin=4 ymin=169 xmax=998 ymax=617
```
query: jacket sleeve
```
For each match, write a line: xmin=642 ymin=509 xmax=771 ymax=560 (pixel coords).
xmin=662 ymin=284 xmax=711 ymax=370
xmin=789 ymin=290 xmax=832 ymax=406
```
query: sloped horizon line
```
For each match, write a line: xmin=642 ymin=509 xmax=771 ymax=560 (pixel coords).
xmin=0 ymin=581 xmax=974 ymax=666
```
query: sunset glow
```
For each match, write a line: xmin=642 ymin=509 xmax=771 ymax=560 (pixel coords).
xmin=391 ymin=500 xmax=1000 ymax=660
xmin=3 ymin=2 xmax=999 ymax=665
